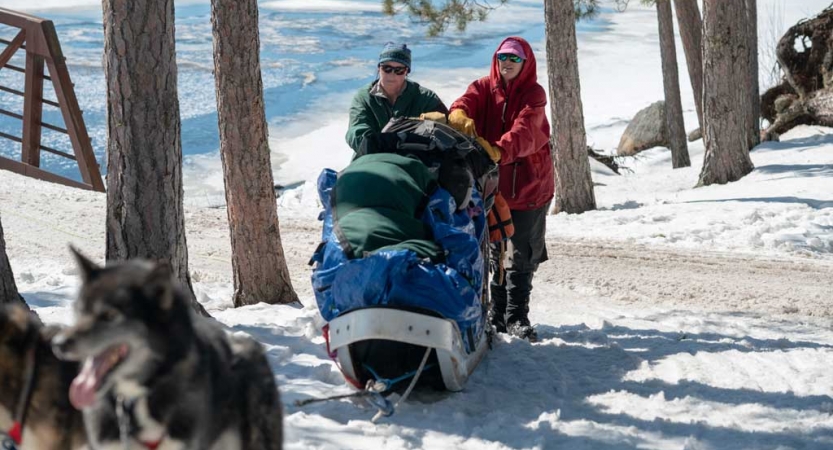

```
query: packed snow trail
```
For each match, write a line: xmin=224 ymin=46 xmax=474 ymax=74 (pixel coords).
xmin=3 ymin=167 xmax=832 ymax=449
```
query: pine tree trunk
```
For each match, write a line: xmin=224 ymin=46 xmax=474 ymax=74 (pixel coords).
xmin=102 ymin=0 xmax=207 ymax=316
xmin=0 ymin=216 xmax=24 ymax=305
xmin=673 ymin=0 xmax=704 ymax=131
xmin=698 ymin=0 xmax=755 ymax=186
xmin=657 ymin=0 xmax=691 ymax=168
xmin=210 ymin=0 xmax=298 ymax=307
xmin=746 ymin=0 xmax=761 ymax=148
xmin=545 ymin=0 xmax=596 ymax=214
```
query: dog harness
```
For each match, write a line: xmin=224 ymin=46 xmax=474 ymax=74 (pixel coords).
xmin=5 ymin=326 xmax=40 ymax=447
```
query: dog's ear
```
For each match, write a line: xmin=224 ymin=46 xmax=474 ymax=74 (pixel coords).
xmin=40 ymin=324 xmax=63 ymax=342
xmin=144 ymin=261 xmax=175 ymax=311
xmin=0 ymin=304 xmax=34 ymax=347
xmin=6 ymin=303 xmax=31 ymax=331
xmin=70 ymin=246 xmax=101 ymax=282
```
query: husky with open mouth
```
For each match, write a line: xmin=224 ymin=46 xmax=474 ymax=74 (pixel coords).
xmin=52 ymin=249 xmax=283 ymax=450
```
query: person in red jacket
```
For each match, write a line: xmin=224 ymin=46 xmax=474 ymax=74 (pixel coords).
xmin=449 ymin=36 xmax=554 ymax=341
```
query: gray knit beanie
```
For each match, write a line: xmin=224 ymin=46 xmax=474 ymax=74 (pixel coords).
xmin=378 ymin=42 xmax=412 ymax=71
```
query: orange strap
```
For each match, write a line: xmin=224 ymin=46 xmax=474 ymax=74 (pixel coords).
xmin=487 ymin=193 xmax=514 ymax=243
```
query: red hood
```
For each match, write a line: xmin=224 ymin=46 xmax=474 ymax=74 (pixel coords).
xmin=489 ymin=36 xmax=538 ymax=96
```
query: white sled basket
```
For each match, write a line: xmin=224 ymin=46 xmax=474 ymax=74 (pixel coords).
xmin=327 ymin=308 xmax=489 ymax=391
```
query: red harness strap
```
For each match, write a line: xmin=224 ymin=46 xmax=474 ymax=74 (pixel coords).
xmin=8 ymin=421 xmax=22 ymax=445
xmin=7 ymin=326 xmax=39 ymax=446
xmin=141 ymin=438 xmax=163 ymax=450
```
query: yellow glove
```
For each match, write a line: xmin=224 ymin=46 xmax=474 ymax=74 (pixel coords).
xmin=448 ymin=109 xmax=477 ymax=137
xmin=419 ymin=111 xmax=448 ymax=124
xmin=476 ymin=137 xmax=501 ymax=163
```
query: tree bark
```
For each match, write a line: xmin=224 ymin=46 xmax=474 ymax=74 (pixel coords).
xmin=657 ymin=0 xmax=690 ymax=168
xmin=673 ymin=0 xmax=704 ymax=131
xmin=0 ymin=215 xmax=24 ymax=305
xmin=210 ymin=0 xmax=298 ymax=307
xmin=746 ymin=0 xmax=761 ymax=149
xmin=102 ymin=0 xmax=207 ymax=316
xmin=545 ymin=0 xmax=596 ymax=214
xmin=698 ymin=0 xmax=755 ymax=187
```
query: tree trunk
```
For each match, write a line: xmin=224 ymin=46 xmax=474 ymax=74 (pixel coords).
xmin=698 ymin=0 xmax=755 ymax=186
xmin=657 ymin=0 xmax=690 ymax=168
xmin=0 ymin=216 xmax=24 ymax=305
xmin=673 ymin=0 xmax=704 ymax=131
xmin=545 ymin=0 xmax=596 ymax=214
xmin=102 ymin=0 xmax=207 ymax=316
xmin=746 ymin=0 xmax=761 ymax=149
xmin=210 ymin=0 xmax=298 ymax=307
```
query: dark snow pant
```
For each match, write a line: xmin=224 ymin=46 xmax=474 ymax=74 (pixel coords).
xmin=490 ymin=204 xmax=549 ymax=330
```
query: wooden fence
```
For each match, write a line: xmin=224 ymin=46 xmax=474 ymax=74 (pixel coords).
xmin=0 ymin=7 xmax=104 ymax=192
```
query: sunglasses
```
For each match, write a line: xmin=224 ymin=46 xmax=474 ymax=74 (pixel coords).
xmin=380 ymin=64 xmax=408 ymax=75
xmin=497 ymin=53 xmax=524 ymax=63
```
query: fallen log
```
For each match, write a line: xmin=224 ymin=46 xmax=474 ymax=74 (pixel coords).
xmin=761 ymin=5 xmax=833 ymax=139
xmin=762 ymin=88 xmax=833 ymax=141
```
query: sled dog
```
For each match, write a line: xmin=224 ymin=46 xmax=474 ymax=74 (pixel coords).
xmin=52 ymin=250 xmax=283 ymax=450
xmin=0 ymin=304 xmax=86 ymax=450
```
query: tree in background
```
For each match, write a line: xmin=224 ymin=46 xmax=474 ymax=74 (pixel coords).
xmin=385 ymin=0 xmax=600 ymax=213
xmin=545 ymin=0 xmax=596 ymax=214
xmin=746 ymin=0 xmax=761 ymax=149
xmin=102 ymin=0 xmax=207 ymax=316
xmin=0 ymin=216 xmax=23 ymax=305
xmin=698 ymin=0 xmax=755 ymax=186
xmin=384 ymin=0 xmax=610 ymax=36
xmin=654 ymin=0 xmax=690 ymax=168
xmin=672 ymin=0 xmax=704 ymax=132
xmin=210 ymin=0 xmax=299 ymax=307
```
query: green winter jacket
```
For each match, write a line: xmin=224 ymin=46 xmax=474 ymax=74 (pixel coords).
xmin=345 ymin=80 xmax=448 ymax=153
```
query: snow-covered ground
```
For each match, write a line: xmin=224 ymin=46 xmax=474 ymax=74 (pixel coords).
xmin=1 ymin=0 xmax=833 ymax=449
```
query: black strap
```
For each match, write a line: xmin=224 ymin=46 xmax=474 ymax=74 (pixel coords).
xmin=14 ymin=324 xmax=40 ymax=436
xmin=489 ymin=214 xmax=514 ymax=241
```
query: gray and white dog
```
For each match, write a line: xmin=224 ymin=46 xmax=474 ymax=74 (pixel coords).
xmin=52 ymin=249 xmax=283 ymax=450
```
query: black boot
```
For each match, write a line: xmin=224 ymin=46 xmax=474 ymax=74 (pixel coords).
xmin=505 ymin=271 xmax=537 ymax=342
xmin=489 ymin=278 xmax=508 ymax=333
xmin=507 ymin=320 xmax=538 ymax=342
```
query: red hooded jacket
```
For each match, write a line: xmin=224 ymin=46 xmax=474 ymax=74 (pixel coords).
xmin=450 ymin=37 xmax=554 ymax=211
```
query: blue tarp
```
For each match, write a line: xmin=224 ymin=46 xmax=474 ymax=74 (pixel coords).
xmin=311 ymin=168 xmax=487 ymax=353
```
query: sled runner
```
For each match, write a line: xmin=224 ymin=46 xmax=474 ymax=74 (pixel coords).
xmin=310 ymin=119 xmax=497 ymax=409
xmin=324 ymin=306 xmax=490 ymax=392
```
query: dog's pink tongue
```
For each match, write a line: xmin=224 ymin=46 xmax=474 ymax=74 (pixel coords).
xmin=69 ymin=357 xmax=99 ymax=410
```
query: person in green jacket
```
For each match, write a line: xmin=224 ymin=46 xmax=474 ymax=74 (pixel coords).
xmin=345 ymin=42 xmax=448 ymax=155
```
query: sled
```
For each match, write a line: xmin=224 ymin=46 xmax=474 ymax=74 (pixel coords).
xmin=325 ymin=306 xmax=490 ymax=392
xmin=310 ymin=119 xmax=498 ymax=405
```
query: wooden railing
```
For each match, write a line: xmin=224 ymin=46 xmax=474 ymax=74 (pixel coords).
xmin=0 ymin=7 xmax=104 ymax=192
